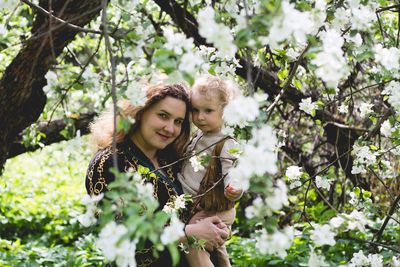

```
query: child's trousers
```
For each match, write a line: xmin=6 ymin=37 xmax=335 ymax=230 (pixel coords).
xmin=185 ymin=208 xmax=236 ymax=267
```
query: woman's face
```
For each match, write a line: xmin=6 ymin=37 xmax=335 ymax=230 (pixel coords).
xmin=134 ymin=96 xmax=187 ymax=154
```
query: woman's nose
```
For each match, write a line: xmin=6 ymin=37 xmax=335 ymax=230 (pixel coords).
xmin=163 ymin=120 xmax=174 ymax=133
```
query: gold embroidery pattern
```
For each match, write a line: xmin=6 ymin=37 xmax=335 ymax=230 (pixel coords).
xmin=87 ymin=147 xmax=180 ymax=266
xmin=87 ymin=149 xmax=113 ymax=196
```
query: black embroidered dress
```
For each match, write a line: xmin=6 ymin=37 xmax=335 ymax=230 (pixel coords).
xmin=85 ymin=137 xmax=183 ymax=267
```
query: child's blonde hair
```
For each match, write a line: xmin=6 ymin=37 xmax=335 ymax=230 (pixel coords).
xmin=191 ymin=74 xmax=239 ymax=107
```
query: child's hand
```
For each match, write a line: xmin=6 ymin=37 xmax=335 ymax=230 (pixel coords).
xmin=224 ymin=184 xmax=243 ymax=201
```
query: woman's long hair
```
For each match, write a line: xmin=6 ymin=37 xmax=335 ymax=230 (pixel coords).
xmin=90 ymin=83 xmax=191 ymax=164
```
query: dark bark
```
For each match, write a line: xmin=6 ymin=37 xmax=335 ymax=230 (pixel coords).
xmin=8 ymin=112 xmax=96 ymax=158
xmin=153 ymin=0 xmax=365 ymax=188
xmin=0 ymin=0 xmax=102 ymax=172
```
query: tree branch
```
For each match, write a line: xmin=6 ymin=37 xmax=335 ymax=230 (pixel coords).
xmin=8 ymin=112 xmax=97 ymax=158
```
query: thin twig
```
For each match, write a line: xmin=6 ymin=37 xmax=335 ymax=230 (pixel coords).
xmin=373 ymin=194 xmax=400 ymax=243
xmin=102 ymin=0 xmax=118 ymax=169
xmin=344 ymin=237 xmax=400 ymax=254
xmin=20 ymin=0 xmax=102 ymax=34
xmin=150 ymin=136 xmax=230 ymax=174
xmin=266 ymin=43 xmax=311 ymax=121
xmin=368 ymin=167 xmax=395 ymax=203
xmin=192 ymin=173 xmax=228 ymax=200
xmin=47 ymin=37 xmax=103 ymax=123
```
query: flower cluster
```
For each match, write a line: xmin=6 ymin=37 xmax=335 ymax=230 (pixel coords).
xmin=315 ymin=175 xmax=331 ymax=191
xmin=310 ymin=224 xmax=336 ymax=246
xmin=245 ymin=179 xmax=288 ymax=218
xmin=351 ymin=144 xmax=378 ymax=174
xmin=197 ymin=6 xmax=237 ymax=59
xmin=78 ymin=193 xmax=103 ymax=227
xmin=96 ymin=221 xmax=137 ymax=267
xmin=162 ymin=194 xmax=188 ymax=215
xmin=312 ymin=29 xmax=349 ymax=89
xmin=160 ymin=215 xmax=185 ymax=245
xmin=228 ymin=125 xmax=278 ymax=190
xmin=266 ymin=0 xmax=314 ymax=49
xmin=299 ymin=97 xmax=318 ymax=116
xmin=285 ymin=166 xmax=303 ymax=189
xmin=374 ymin=44 xmax=400 ymax=72
xmin=349 ymin=250 xmax=383 ymax=267
xmin=255 ymin=227 xmax=294 ymax=258
xmin=223 ymin=95 xmax=260 ymax=127
xmin=188 ymin=152 xmax=206 ymax=173
xmin=382 ymin=81 xmax=400 ymax=114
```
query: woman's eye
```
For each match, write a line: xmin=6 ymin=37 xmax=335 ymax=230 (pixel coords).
xmin=159 ymin=113 xmax=168 ymax=119
xmin=175 ymin=120 xmax=183 ymax=125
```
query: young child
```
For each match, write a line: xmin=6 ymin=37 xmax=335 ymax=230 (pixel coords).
xmin=178 ymin=75 xmax=243 ymax=267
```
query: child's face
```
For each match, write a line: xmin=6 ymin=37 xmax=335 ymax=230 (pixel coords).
xmin=191 ymin=90 xmax=224 ymax=134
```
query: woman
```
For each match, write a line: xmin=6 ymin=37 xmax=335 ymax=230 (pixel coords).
xmin=85 ymin=83 xmax=228 ymax=267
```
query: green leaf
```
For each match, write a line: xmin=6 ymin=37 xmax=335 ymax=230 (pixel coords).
xmin=277 ymin=68 xmax=288 ymax=81
xmin=167 ymin=244 xmax=180 ymax=266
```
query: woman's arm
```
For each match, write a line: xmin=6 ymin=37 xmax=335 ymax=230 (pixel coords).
xmin=180 ymin=216 xmax=229 ymax=250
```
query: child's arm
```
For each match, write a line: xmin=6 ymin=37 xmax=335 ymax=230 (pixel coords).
xmin=220 ymin=138 xmax=244 ymax=201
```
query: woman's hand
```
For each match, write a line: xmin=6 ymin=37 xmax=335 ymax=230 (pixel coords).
xmin=224 ymin=184 xmax=243 ymax=201
xmin=184 ymin=216 xmax=229 ymax=251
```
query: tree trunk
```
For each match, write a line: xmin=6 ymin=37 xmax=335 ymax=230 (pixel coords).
xmin=0 ymin=0 xmax=102 ymax=172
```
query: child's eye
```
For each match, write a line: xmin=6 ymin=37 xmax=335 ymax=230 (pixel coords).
xmin=205 ymin=109 xmax=213 ymax=113
xmin=192 ymin=108 xmax=199 ymax=113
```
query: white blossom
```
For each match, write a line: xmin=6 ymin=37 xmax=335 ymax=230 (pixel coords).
xmin=78 ymin=193 xmax=104 ymax=227
xmin=338 ymin=103 xmax=348 ymax=114
xmin=351 ymin=144 xmax=377 ymax=174
xmin=329 ymin=216 xmax=345 ymax=229
xmin=286 ymin=166 xmax=302 ymax=181
xmin=198 ymin=6 xmax=237 ymax=59
xmin=96 ymin=221 xmax=128 ymax=261
xmin=0 ymin=0 xmax=18 ymax=12
xmin=346 ymin=210 xmax=369 ymax=232
xmin=178 ymin=50 xmax=204 ymax=75
xmin=299 ymin=97 xmax=318 ymax=115
xmin=345 ymin=33 xmax=363 ymax=46
xmin=255 ymin=227 xmax=294 ymax=258
xmin=245 ymin=197 xmax=265 ymax=219
xmin=331 ymin=8 xmax=351 ymax=30
xmin=380 ymin=120 xmax=393 ymax=137
xmin=384 ymin=81 xmax=400 ymax=113
xmin=349 ymin=191 xmax=359 ymax=207
xmin=223 ymin=95 xmax=260 ymax=127
xmin=264 ymin=179 xmax=289 ymax=212
xmin=114 ymin=240 xmax=137 ymax=267
xmin=266 ymin=0 xmax=314 ymax=49
xmin=374 ymin=44 xmax=400 ymax=72
xmin=310 ymin=224 xmax=336 ymax=246
xmin=189 ymin=152 xmax=206 ymax=172
xmin=350 ymin=250 xmax=369 ymax=266
xmin=285 ymin=166 xmax=303 ymax=188
xmin=0 ymin=24 xmax=7 ymax=35
xmin=350 ymin=4 xmax=375 ymax=31
xmin=163 ymin=28 xmax=194 ymax=55
xmin=312 ymin=29 xmax=349 ymax=88
xmin=136 ymin=182 xmax=154 ymax=199
xmin=393 ymin=256 xmax=400 ymax=267
xmin=315 ymin=176 xmax=331 ymax=191
xmin=160 ymin=215 xmax=185 ymax=245
xmin=368 ymin=254 xmax=383 ymax=267
xmin=125 ymin=81 xmax=146 ymax=106
xmin=308 ymin=246 xmax=329 ymax=267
